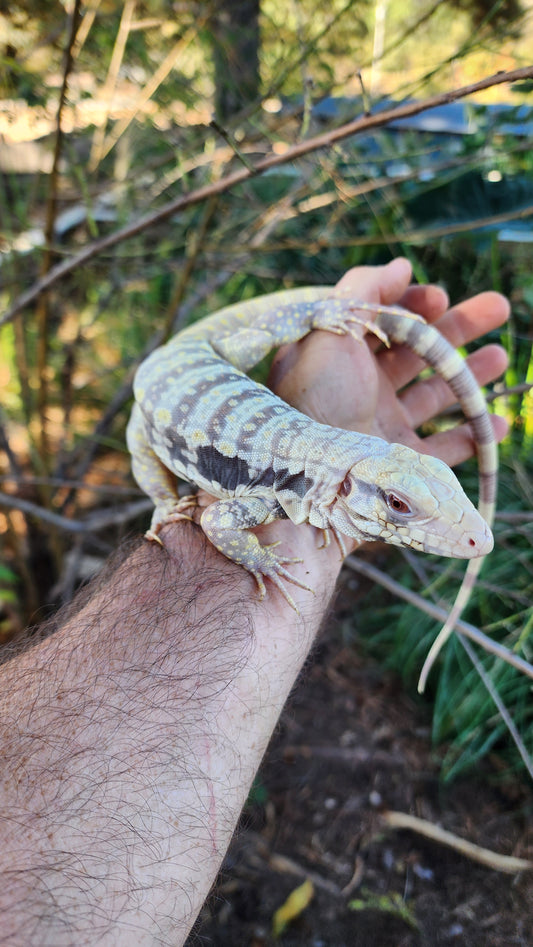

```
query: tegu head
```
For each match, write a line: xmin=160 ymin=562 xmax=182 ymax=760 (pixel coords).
xmin=326 ymin=442 xmax=493 ymax=559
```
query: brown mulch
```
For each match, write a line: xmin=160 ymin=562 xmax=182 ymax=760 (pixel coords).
xmin=188 ymin=621 xmax=533 ymax=947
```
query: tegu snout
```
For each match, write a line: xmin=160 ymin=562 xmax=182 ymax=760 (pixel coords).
xmin=330 ymin=443 xmax=493 ymax=559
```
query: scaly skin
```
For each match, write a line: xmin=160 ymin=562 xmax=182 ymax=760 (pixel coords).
xmin=127 ymin=289 xmax=497 ymax=685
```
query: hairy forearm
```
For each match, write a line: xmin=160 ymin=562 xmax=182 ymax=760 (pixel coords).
xmin=0 ymin=520 xmax=339 ymax=946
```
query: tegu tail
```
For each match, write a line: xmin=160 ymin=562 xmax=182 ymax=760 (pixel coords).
xmin=416 ymin=556 xmax=484 ymax=693
xmin=372 ymin=306 xmax=498 ymax=693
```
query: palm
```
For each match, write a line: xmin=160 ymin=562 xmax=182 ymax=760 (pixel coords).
xmin=269 ymin=260 xmax=509 ymax=466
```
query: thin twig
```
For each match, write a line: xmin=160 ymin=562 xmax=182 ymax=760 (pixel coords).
xmin=95 ymin=19 xmax=208 ymax=165
xmin=4 ymin=65 xmax=533 ymax=327
xmin=358 ymin=537 xmax=533 ymax=775
xmin=457 ymin=635 xmax=533 ymax=782
xmin=344 ymin=555 xmax=533 ymax=682
xmin=209 ymin=121 xmax=256 ymax=172
xmin=88 ymin=0 xmax=135 ymax=171
xmin=222 ymin=203 xmax=533 ymax=254
xmin=0 ymin=412 xmax=23 ymax=480
xmin=0 ymin=492 xmax=151 ymax=533
xmin=161 ymin=196 xmax=220 ymax=341
xmin=381 ymin=810 xmax=533 ymax=873
xmin=36 ymin=0 xmax=82 ymax=463
xmin=0 ymin=474 xmax=140 ymax=495
xmin=245 ymin=832 xmax=343 ymax=896
xmin=72 ymin=0 xmax=101 ymax=56
xmin=495 ymin=511 xmax=533 ymax=523
xmin=283 ymin=744 xmax=405 ymax=767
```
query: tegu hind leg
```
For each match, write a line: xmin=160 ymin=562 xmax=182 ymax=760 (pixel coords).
xmin=200 ymin=496 xmax=313 ymax=611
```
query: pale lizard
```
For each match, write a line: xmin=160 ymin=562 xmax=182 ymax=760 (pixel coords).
xmin=126 ymin=288 xmax=497 ymax=690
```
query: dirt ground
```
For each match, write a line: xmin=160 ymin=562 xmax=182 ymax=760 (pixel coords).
xmin=187 ymin=601 xmax=533 ymax=947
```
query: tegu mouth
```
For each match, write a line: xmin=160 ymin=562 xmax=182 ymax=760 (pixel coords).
xmin=422 ymin=524 xmax=493 ymax=559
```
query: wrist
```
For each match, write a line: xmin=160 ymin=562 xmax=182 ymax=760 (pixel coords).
xmin=158 ymin=515 xmax=343 ymax=625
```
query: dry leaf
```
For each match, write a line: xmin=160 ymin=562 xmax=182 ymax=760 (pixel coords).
xmin=272 ymin=878 xmax=314 ymax=937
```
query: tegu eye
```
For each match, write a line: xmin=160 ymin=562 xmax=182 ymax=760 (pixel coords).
xmin=386 ymin=493 xmax=412 ymax=515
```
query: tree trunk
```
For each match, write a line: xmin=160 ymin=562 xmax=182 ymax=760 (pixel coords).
xmin=210 ymin=0 xmax=261 ymax=122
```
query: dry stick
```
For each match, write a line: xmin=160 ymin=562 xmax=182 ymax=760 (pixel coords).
xmin=0 ymin=490 xmax=152 ymax=534
xmin=0 ymin=413 xmax=23 ymax=480
xmin=457 ymin=634 xmax=533 ymax=783
xmin=95 ymin=18 xmax=209 ymax=166
xmin=0 ymin=474 xmax=142 ymax=495
xmin=36 ymin=0 xmax=82 ymax=464
xmin=209 ymin=121 xmax=256 ymax=172
xmin=160 ymin=196 xmax=221 ymax=341
xmin=233 ymin=202 xmax=533 ymax=253
xmin=346 ymin=554 xmax=533 ymax=781
xmin=344 ymin=556 xmax=533 ymax=682
xmin=88 ymin=0 xmax=135 ymax=171
xmin=244 ymin=832 xmax=342 ymax=896
xmin=4 ymin=64 xmax=533 ymax=329
xmin=381 ymin=811 xmax=533 ymax=874
xmin=496 ymin=511 xmax=533 ymax=523
xmin=72 ymin=0 xmax=101 ymax=56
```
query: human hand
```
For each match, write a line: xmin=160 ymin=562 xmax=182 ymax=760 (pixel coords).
xmin=269 ymin=258 xmax=509 ymax=466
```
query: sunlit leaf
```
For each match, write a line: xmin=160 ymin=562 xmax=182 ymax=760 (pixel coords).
xmin=272 ymin=878 xmax=314 ymax=937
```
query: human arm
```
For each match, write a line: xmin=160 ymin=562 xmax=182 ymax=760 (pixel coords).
xmin=0 ymin=259 xmax=509 ymax=945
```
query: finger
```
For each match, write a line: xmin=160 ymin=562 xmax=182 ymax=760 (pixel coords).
xmin=399 ymin=344 xmax=509 ymax=428
xmin=378 ymin=290 xmax=510 ymax=391
xmin=419 ymin=413 xmax=508 ymax=466
xmin=432 ymin=290 xmax=510 ymax=348
xmin=399 ymin=282 xmax=449 ymax=322
xmin=334 ymin=257 xmax=413 ymax=305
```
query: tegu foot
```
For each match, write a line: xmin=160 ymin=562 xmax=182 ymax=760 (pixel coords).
xmin=145 ymin=494 xmax=199 ymax=544
xmin=200 ymin=497 xmax=314 ymax=612
xmin=311 ymin=299 xmax=391 ymax=346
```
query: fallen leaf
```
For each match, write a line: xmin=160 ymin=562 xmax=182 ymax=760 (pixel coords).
xmin=272 ymin=878 xmax=314 ymax=937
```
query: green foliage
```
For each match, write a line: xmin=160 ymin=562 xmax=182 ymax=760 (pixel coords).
xmin=352 ymin=399 xmax=533 ymax=780
xmin=0 ymin=562 xmax=18 ymax=605
xmin=349 ymin=889 xmax=419 ymax=930
xmin=0 ymin=0 xmax=532 ymax=778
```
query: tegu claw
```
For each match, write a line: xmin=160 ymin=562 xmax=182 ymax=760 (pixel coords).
xmin=145 ymin=495 xmax=199 ymax=544
xmin=251 ymin=550 xmax=313 ymax=613
xmin=256 ymin=567 xmax=314 ymax=614
xmin=145 ymin=528 xmax=165 ymax=546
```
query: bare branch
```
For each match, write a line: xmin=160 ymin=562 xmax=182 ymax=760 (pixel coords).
xmin=230 ymin=203 xmax=533 ymax=253
xmin=344 ymin=555 xmax=533 ymax=682
xmin=0 ymin=491 xmax=151 ymax=533
xmin=3 ymin=65 xmax=533 ymax=327
xmin=457 ymin=635 xmax=533 ymax=783
xmin=381 ymin=811 xmax=533 ymax=873
xmin=35 ymin=0 xmax=82 ymax=462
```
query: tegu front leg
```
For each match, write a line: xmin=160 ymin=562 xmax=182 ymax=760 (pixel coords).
xmin=200 ymin=495 xmax=313 ymax=611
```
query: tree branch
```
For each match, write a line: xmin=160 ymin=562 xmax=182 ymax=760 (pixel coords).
xmin=344 ymin=555 xmax=533 ymax=682
xmin=3 ymin=65 xmax=533 ymax=327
